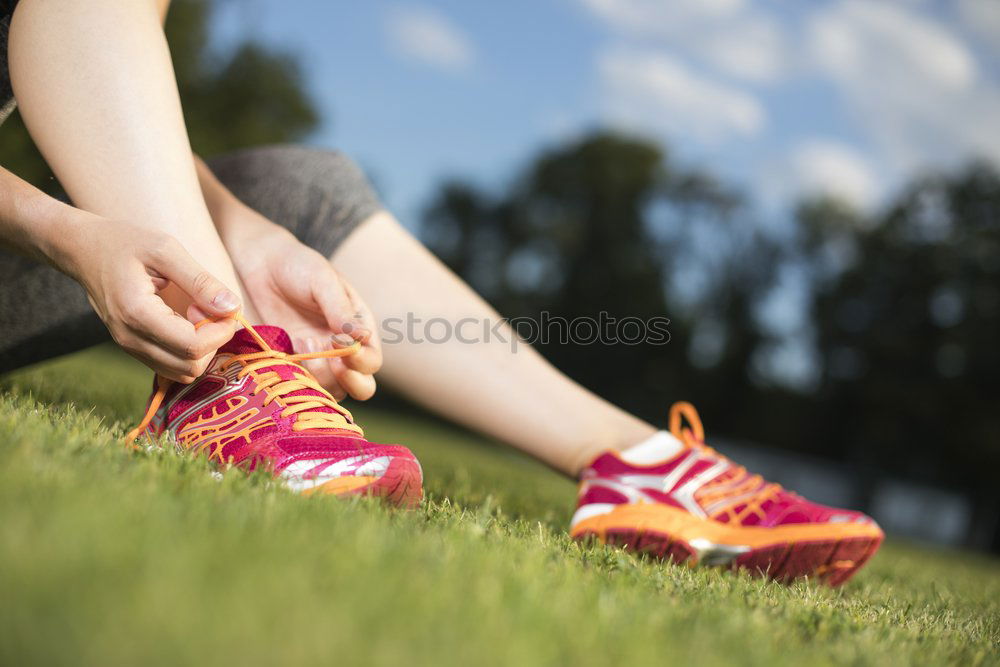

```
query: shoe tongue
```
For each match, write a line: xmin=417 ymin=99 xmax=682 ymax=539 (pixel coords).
xmin=219 ymin=325 xmax=295 ymax=355
xmin=619 ymin=431 xmax=686 ymax=464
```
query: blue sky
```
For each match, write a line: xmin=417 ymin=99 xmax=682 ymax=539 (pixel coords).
xmin=207 ymin=0 xmax=1000 ymax=388
xmin=212 ymin=0 xmax=1000 ymax=228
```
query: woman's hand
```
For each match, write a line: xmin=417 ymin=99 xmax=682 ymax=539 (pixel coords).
xmin=59 ymin=216 xmax=241 ymax=383
xmin=224 ymin=220 xmax=382 ymax=401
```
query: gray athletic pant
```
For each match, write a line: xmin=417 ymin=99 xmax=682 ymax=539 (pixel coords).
xmin=0 ymin=145 xmax=383 ymax=373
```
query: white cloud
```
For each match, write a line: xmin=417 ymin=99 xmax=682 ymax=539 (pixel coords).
xmin=598 ymin=49 xmax=765 ymax=142
xmin=810 ymin=2 xmax=975 ymax=93
xmin=787 ymin=140 xmax=881 ymax=209
xmin=756 ymin=139 xmax=881 ymax=212
xmin=957 ymin=0 xmax=1000 ymax=37
xmin=578 ymin=0 xmax=791 ymax=83
xmin=580 ymin=0 xmax=1000 ymax=208
xmin=385 ymin=6 xmax=475 ymax=73
xmin=702 ymin=18 xmax=789 ymax=84
xmin=580 ymin=0 xmax=746 ymax=30
xmin=957 ymin=0 xmax=1000 ymax=58
xmin=808 ymin=1 xmax=1000 ymax=173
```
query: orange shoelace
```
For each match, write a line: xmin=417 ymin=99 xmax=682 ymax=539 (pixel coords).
xmin=669 ymin=401 xmax=781 ymax=522
xmin=124 ymin=313 xmax=361 ymax=448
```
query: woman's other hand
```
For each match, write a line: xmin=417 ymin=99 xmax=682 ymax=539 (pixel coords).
xmin=226 ymin=222 xmax=383 ymax=401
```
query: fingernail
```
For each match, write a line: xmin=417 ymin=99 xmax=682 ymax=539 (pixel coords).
xmin=330 ymin=333 xmax=353 ymax=348
xmin=212 ymin=290 xmax=239 ymax=312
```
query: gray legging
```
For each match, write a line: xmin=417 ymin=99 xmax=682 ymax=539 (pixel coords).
xmin=0 ymin=145 xmax=383 ymax=373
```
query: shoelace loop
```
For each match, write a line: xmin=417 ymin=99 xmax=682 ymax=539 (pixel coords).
xmin=668 ymin=401 xmax=781 ymax=521
xmin=124 ymin=313 xmax=361 ymax=448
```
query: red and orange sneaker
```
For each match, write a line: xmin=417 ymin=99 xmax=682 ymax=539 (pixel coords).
xmin=125 ymin=321 xmax=422 ymax=508
xmin=570 ymin=402 xmax=882 ymax=586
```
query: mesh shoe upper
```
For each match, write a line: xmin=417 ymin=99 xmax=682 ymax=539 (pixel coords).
xmin=578 ymin=402 xmax=877 ymax=529
xmin=139 ymin=325 xmax=418 ymax=492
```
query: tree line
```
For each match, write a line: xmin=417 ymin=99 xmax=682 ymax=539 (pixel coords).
xmin=423 ymin=133 xmax=1000 ymax=550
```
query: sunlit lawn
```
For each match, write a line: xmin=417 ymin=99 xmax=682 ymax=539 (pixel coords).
xmin=1 ymin=347 xmax=998 ymax=666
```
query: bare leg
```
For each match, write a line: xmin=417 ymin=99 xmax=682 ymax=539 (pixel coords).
xmin=333 ymin=212 xmax=656 ymax=476
xmin=9 ymin=0 xmax=257 ymax=318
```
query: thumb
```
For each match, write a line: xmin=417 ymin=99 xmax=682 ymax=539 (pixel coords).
xmin=148 ymin=239 xmax=241 ymax=316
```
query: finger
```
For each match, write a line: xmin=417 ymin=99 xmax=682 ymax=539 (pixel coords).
xmin=305 ymin=352 xmax=348 ymax=401
xmin=192 ymin=319 xmax=240 ymax=352
xmin=327 ymin=334 xmax=382 ymax=375
xmin=145 ymin=237 xmax=241 ymax=316
xmin=122 ymin=337 xmax=205 ymax=383
xmin=339 ymin=276 xmax=379 ymax=343
xmin=294 ymin=337 xmax=347 ymax=396
xmin=314 ymin=270 xmax=371 ymax=342
xmin=320 ymin=359 xmax=360 ymax=401
xmin=299 ymin=354 xmax=336 ymax=387
xmin=297 ymin=339 xmax=364 ymax=401
xmin=184 ymin=302 xmax=241 ymax=350
xmin=335 ymin=280 xmax=383 ymax=374
xmin=186 ymin=303 xmax=210 ymax=325
xmin=331 ymin=361 xmax=377 ymax=401
xmin=128 ymin=297 xmax=237 ymax=360
xmin=312 ymin=331 xmax=380 ymax=374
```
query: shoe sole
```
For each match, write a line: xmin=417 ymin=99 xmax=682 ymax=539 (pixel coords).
xmin=571 ymin=503 xmax=883 ymax=586
xmin=303 ymin=457 xmax=424 ymax=509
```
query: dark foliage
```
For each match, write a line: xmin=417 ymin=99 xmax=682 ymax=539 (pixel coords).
xmin=799 ymin=164 xmax=1000 ymax=511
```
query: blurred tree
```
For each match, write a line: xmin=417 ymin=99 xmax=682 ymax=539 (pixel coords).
xmin=0 ymin=0 xmax=318 ymax=188
xmin=423 ymin=132 xmax=784 ymax=428
xmin=425 ymin=132 xmax=1000 ymax=550
xmin=798 ymin=163 xmax=1000 ymax=542
xmin=166 ymin=0 xmax=318 ymax=156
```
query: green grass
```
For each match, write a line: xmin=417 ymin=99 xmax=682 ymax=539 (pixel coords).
xmin=1 ymin=347 xmax=998 ymax=666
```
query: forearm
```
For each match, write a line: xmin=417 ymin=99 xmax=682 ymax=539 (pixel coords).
xmin=9 ymin=0 xmax=248 ymax=313
xmin=0 ymin=165 xmax=92 ymax=275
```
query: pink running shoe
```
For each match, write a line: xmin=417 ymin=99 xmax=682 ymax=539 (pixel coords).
xmin=570 ymin=402 xmax=883 ymax=586
xmin=125 ymin=321 xmax=422 ymax=508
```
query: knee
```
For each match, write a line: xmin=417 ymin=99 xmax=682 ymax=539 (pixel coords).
xmin=261 ymin=145 xmax=372 ymax=194
xmin=228 ymin=145 xmax=382 ymax=252
xmin=213 ymin=142 xmax=379 ymax=206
